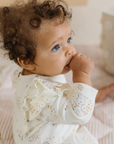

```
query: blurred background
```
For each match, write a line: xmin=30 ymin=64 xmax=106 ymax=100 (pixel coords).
xmin=70 ymin=0 xmax=114 ymax=45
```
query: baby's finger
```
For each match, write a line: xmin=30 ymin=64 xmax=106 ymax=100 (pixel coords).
xmin=87 ymin=57 xmax=91 ymax=61
xmin=90 ymin=61 xmax=94 ymax=67
xmin=75 ymin=52 xmax=82 ymax=57
xmin=81 ymin=54 xmax=86 ymax=58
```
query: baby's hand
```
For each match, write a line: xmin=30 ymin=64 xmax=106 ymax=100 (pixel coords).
xmin=70 ymin=53 xmax=94 ymax=74
xmin=70 ymin=53 xmax=94 ymax=86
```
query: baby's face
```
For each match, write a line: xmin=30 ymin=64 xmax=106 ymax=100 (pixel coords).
xmin=33 ymin=20 xmax=76 ymax=76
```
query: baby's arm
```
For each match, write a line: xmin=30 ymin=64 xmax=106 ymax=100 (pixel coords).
xmin=70 ymin=53 xmax=114 ymax=103
xmin=59 ymin=52 xmax=97 ymax=124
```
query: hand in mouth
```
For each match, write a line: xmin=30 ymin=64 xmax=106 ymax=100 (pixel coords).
xmin=66 ymin=63 xmax=70 ymax=69
xmin=66 ymin=56 xmax=74 ymax=69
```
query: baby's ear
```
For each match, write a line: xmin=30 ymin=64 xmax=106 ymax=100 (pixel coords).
xmin=17 ymin=57 xmax=35 ymax=71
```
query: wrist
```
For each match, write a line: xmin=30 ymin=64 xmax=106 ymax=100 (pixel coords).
xmin=73 ymin=71 xmax=92 ymax=86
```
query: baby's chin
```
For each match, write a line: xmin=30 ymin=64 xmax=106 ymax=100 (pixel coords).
xmin=60 ymin=67 xmax=71 ymax=75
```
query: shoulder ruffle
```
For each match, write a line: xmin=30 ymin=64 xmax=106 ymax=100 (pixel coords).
xmin=21 ymin=75 xmax=73 ymax=136
xmin=12 ymin=68 xmax=22 ymax=88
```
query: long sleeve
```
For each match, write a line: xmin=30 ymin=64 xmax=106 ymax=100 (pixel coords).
xmin=19 ymin=76 xmax=98 ymax=137
xmin=59 ymin=83 xmax=98 ymax=124
xmin=37 ymin=83 xmax=98 ymax=125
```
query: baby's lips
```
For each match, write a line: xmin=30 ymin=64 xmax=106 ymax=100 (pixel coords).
xmin=66 ymin=64 xmax=70 ymax=69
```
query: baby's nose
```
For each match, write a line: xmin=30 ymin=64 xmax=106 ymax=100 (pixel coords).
xmin=65 ymin=49 xmax=73 ymax=57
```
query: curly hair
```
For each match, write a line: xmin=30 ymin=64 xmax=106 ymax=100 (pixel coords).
xmin=0 ymin=0 xmax=72 ymax=65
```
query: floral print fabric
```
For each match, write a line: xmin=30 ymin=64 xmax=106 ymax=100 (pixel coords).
xmin=13 ymin=72 xmax=98 ymax=144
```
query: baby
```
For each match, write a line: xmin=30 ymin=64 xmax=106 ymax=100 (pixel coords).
xmin=0 ymin=0 xmax=114 ymax=144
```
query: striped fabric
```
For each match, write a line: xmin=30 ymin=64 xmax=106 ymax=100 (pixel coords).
xmin=0 ymin=88 xmax=15 ymax=144
xmin=0 ymin=45 xmax=114 ymax=144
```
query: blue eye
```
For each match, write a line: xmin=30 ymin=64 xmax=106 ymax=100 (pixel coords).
xmin=67 ymin=37 xmax=72 ymax=43
xmin=52 ymin=45 xmax=60 ymax=51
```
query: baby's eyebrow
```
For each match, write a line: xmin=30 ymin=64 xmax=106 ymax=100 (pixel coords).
xmin=49 ymin=31 xmax=72 ymax=48
xmin=50 ymin=37 xmax=62 ymax=47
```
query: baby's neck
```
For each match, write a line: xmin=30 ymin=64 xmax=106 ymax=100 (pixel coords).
xmin=22 ymin=69 xmax=34 ymax=75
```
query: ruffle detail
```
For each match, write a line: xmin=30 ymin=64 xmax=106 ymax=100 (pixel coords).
xmin=21 ymin=76 xmax=73 ymax=137
xmin=12 ymin=68 xmax=22 ymax=88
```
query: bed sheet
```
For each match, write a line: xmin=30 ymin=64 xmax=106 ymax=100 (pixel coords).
xmin=0 ymin=46 xmax=114 ymax=144
xmin=0 ymin=135 xmax=2 ymax=144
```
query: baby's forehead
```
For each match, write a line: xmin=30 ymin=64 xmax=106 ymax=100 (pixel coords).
xmin=35 ymin=19 xmax=70 ymax=35
xmin=38 ymin=20 xmax=53 ymax=33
